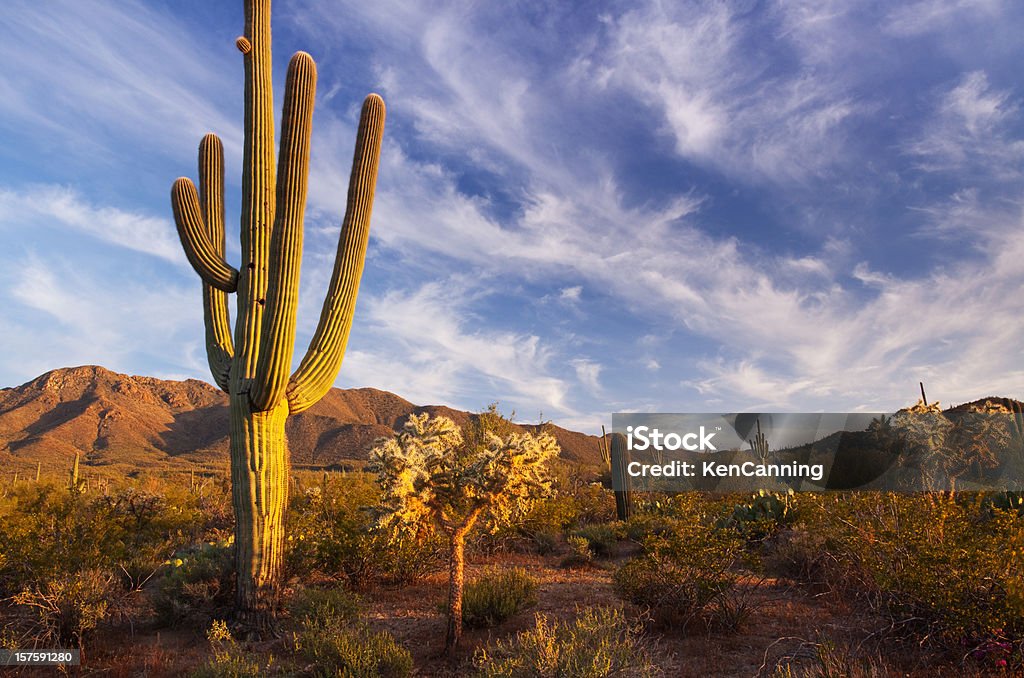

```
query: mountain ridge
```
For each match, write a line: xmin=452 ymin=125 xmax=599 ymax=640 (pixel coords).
xmin=0 ymin=365 xmax=603 ymax=475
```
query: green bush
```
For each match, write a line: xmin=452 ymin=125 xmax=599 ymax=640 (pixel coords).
xmin=294 ymin=622 xmax=413 ymax=677
xmin=289 ymin=585 xmax=361 ymax=628
xmin=623 ymin=513 xmax=676 ymax=542
xmin=288 ymin=578 xmax=413 ymax=677
xmin=462 ymin=567 xmax=538 ymax=629
xmin=152 ymin=539 xmax=234 ymax=626
xmin=0 ymin=480 xmax=225 ymax=597
xmin=286 ymin=474 xmax=443 ymax=588
xmin=769 ymin=493 xmax=1024 ymax=649
xmin=191 ymin=619 xmax=268 ymax=678
xmin=472 ymin=607 xmax=659 ymax=677
xmin=718 ymin=490 xmax=797 ymax=540
xmin=571 ymin=523 xmax=620 ymax=557
xmin=614 ymin=518 xmax=742 ymax=628
xmin=9 ymin=567 xmax=117 ymax=649
xmin=559 ymin=536 xmax=593 ymax=569
xmin=770 ymin=637 xmax=892 ymax=678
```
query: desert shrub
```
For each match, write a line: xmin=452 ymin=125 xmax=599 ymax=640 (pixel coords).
xmin=488 ymin=493 xmax=578 ymax=555
xmin=718 ymin=490 xmax=797 ymax=540
xmin=623 ymin=513 xmax=677 ymax=542
xmin=472 ymin=607 xmax=659 ymax=677
xmin=623 ymin=493 xmax=720 ymax=543
xmin=8 ymin=567 xmax=118 ymax=649
xmin=294 ymin=622 xmax=412 ymax=677
xmin=0 ymin=480 xmax=222 ymax=597
xmin=289 ymin=585 xmax=361 ymax=627
xmin=560 ymin=535 xmax=594 ymax=569
xmin=570 ymin=484 xmax=618 ymax=525
xmin=614 ymin=517 xmax=742 ymax=628
xmin=191 ymin=619 xmax=267 ymax=678
xmin=152 ymin=539 xmax=234 ymax=626
xmin=483 ymin=486 xmax=615 ymax=554
xmin=288 ymin=579 xmax=412 ymax=677
xmin=842 ymin=494 xmax=1024 ymax=642
xmin=762 ymin=527 xmax=835 ymax=583
xmin=571 ymin=522 xmax=621 ymax=557
xmin=770 ymin=638 xmax=893 ymax=678
xmin=286 ymin=474 xmax=443 ymax=588
xmin=0 ymin=484 xmax=122 ymax=592
xmin=529 ymin=529 xmax=559 ymax=555
xmin=462 ymin=567 xmax=538 ymax=629
xmin=777 ymin=493 xmax=1024 ymax=652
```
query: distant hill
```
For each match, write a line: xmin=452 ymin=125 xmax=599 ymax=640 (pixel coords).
xmin=0 ymin=366 xmax=603 ymax=477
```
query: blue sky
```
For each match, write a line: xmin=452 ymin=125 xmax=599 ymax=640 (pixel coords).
xmin=2 ymin=0 xmax=1024 ymax=432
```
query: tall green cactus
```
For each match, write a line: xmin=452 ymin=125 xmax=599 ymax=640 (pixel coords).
xmin=170 ymin=0 xmax=385 ymax=635
xmin=610 ymin=433 xmax=633 ymax=521
xmin=749 ymin=418 xmax=769 ymax=463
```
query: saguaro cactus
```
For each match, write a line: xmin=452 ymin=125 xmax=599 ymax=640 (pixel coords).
xmin=170 ymin=0 xmax=385 ymax=635
xmin=610 ymin=433 xmax=633 ymax=521
xmin=749 ymin=418 xmax=770 ymax=464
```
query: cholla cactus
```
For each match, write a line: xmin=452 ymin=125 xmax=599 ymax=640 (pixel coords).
xmin=170 ymin=0 xmax=384 ymax=635
xmin=368 ymin=412 xmax=559 ymax=654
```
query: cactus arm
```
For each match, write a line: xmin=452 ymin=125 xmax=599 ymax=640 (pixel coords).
xmin=233 ymin=0 xmax=277 ymax=383
xmin=251 ymin=53 xmax=317 ymax=411
xmin=286 ymin=94 xmax=385 ymax=414
xmin=198 ymin=134 xmax=235 ymax=391
xmin=171 ymin=178 xmax=240 ymax=292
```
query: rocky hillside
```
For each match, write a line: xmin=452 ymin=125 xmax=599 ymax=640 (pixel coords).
xmin=0 ymin=366 xmax=602 ymax=475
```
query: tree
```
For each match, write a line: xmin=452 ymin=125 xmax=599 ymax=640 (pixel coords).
xmin=170 ymin=0 xmax=385 ymax=636
xmin=367 ymin=411 xmax=559 ymax=654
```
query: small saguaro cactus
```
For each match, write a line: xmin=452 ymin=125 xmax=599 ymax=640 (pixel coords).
xmin=749 ymin=418 xmax=770 ymax=464
xmin=610 ymin=433 xmax=633 ymax=521
xmin=68 ymin=451 xmax=83 ymax=493
xmin=170 ymin=0 xmax=385 ymax=635
xmin=598 ymin=424 xmax=612 ymax=471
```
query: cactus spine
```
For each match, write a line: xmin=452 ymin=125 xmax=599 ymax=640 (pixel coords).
xmin=170 ymin=0 xmax=385 ymax=635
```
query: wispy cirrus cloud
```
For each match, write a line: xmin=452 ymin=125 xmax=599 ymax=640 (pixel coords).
xmin=885 ymin=0 xmax=1005 ymax=36
xmin=339 ymin=278 xmax=572 ymax=417
xmin=287 ymin=0 xmax=1024 ymax=419
xmin=0 ymin=252 xmax=201 ymax=383
xmin=906 ymin=71 xmax=1024 ymax=178
xmin=0 ymin=184 xmax=185 ymax=262
xmin=2 ymin=0 xmax=1024 ymax=433
xmin=0 ymin=0 xmax=240 ymax=168
xmin=582 ymin=1 xmax=863 ymax=183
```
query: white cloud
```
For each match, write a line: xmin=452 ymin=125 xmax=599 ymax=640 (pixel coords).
xmin=340 ymin=279 xmax=573 ymax=416
xmin=559 ymin=286 xmax=583 ymax=303
xmin=0 ymin=0 xmax=240 ymax=164
xmin=885 ymin=0 xmax=1004 ymax=36
xmin=0 ymin=252 xmax=201 ymax=384
xmin=586 ymin=1 xmax=862 ymax=182
xmin=570 ymin=359 xmax=602 ymax=392
xmin=0 ymin=184 xmax=185 ymax=263
xmin=906 ymin=72 xmax=1024 ymax=177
